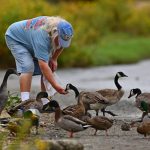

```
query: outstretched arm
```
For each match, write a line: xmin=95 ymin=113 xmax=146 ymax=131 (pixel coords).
xmin=38 ymin=59 xmax=67 ymax=94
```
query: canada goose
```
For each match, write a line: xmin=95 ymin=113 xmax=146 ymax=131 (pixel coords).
xmin=65 ymin=83 xmax=112 ymax=116
xmin=128 ymin=88 xmax=150 ymax=121
xmin=0 ymin=68 xmax=18 ymax=115
xmin=7 ymin=91 xmax=49 ymax=116
xmin=96 ymin=72 xmax=128 ymax=116
xmin=0 ymin=109 xmax=39 ymax=136
xmin=84 ymin=115 xmax=113 ymax=135
xmin=62 ymin=84 xmax=86 ymax=119
xmin=47 ymin=100 xmax=91 ymax=138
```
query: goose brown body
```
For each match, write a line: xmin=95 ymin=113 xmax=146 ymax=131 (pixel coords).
xmin=96 ymin=72 xmax=128 ymax=116
xmin=97 ymin=89 xmax=124 ymax=106
xmin=65 ymin=84 xmax=109 ymax=116
xmin=79 ymin=91 xmax=109 ymax=116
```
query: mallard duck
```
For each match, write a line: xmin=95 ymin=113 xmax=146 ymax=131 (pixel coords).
xmin=84 ymin=115 xmax=113 ymax=135
xmin=137 ymin=123 xmax=150 ymax=137
xmin=7 ymin=91 xmax=49 ymax=116
xmin=62 ymin=84 xmax=86 ymax=119
xmin=0 ymin=68 xmax=18 ymax=115
xmin=46 ymin=100 xmax=91 ymax=138
xmin=128 ymin=88 xmax=150 ymax=120
xmin=96 ymin=72 xmax=128 ymax=116
xmin=136 ymin=114 xmax=150 ymax=137
xmin=0 ymin=109 xmax=39 ymax=136
xmin=65 ymin=83 xmax=109 ymax=116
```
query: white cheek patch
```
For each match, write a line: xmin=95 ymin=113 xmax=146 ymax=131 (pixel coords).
xmin=130 ymin=90 xmax=134 ymax=96
xmin=116 ymin=73 xmax=120 ymax=77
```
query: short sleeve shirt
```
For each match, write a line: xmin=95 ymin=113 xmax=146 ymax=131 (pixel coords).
xmin=5 ymin=16 xmax=62 ymax=62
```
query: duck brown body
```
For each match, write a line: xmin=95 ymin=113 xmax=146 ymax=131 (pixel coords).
xmin=62 ymin=91 xmax=86 ymax=119
xmin=48 ymin=100 xmax=91 ymax=138
xmin=137 ymin=122 xmax=150 ymax=137
xmin=85 ymin=116 xmax=113 ymax=135
xmin=8 ymin=92 xmax=49 ymax=116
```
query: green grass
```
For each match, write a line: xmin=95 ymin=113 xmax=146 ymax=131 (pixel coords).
xmin=98 ymin=34 xmax=150 ymax=65
xmin=60 ymin=33 xmax=150 ymax=68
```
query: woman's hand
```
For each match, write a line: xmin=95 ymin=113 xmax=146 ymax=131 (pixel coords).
xmin=55 ymin=85 xmax=68 ymax=95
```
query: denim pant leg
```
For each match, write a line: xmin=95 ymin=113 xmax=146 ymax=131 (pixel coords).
xmin=5 ymin=35 xmax=34 ymax=74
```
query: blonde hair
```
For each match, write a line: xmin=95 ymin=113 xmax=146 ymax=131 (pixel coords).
xmin=43 ymin=16 xmax=65 ymax=33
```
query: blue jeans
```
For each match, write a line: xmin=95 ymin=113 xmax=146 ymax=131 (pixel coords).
xmin=5 ymin=35 xmax=42 ymax=75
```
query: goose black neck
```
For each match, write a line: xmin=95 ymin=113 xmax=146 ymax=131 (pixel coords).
xmin=114 ymin=75 xmax=122 ymax=90
xmin=70 ymin=85 xmax=79 ymax=98
xmin=0 ymin=71 xmax=10 ymax=89
xmin=136 ymin=89 xmax=142 ymax=97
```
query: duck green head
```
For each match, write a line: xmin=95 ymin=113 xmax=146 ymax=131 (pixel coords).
xmin=141 ymin=101 xmax=149 ymax=112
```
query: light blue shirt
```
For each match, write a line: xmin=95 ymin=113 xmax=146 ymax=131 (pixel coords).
xmin=5 ymin=16 xmax=52 ymax=62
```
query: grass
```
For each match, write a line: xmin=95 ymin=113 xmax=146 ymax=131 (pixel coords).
xmin=96 ymin=34 xmax=150 ymax=65
xmin=62 ymin=33 xmax=150 ymax=67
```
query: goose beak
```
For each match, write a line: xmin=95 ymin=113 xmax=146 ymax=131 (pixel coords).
xmin=128 ymin=94 xmax=131 ymax=98
xmin=124 ymin=74 xmax=128 ymax=77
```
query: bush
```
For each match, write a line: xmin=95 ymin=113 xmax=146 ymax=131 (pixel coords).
xmin=1 ymin=0 xmax=150 ymax=68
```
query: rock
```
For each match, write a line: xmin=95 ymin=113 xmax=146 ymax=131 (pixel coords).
xmin=35 ymin=139 xmax=84 ymax=150
xmin=35 ymin=139 xmax=63 ymax=150
xmin=57 ymin=139 xmax=84 ymax=150
xmin=121 ymin=122 xmax=131 ymax=131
